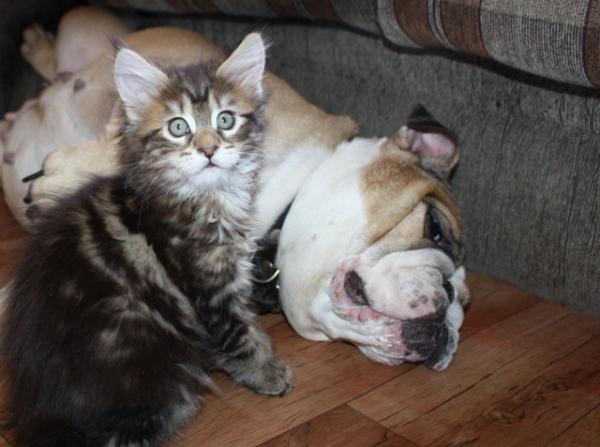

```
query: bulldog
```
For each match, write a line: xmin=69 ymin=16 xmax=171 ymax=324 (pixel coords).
xmin=277 ymin=108 xmax=469 ymax=370
xmin=1 ymin=7 xmax=468 ymax=371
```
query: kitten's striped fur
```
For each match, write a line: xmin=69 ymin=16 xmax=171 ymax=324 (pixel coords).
xmin=2 ymin=33 xmax=292 ymax=447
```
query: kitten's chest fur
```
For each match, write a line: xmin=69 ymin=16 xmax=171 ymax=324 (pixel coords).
xmin=112 ymin=177 xmax=255 ymax=301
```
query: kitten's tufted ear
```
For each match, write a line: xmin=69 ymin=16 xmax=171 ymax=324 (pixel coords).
xmin=217 ymin=33 xmax=266 ymax=97
xmin=113 ymin=48 xmax=168 ymax=120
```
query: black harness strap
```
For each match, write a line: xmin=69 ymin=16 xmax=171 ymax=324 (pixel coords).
xmin=250 ymin=202 xmax=292 ymax=314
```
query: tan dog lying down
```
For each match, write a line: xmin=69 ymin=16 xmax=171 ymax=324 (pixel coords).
xmin=1 ymin=6 xmax=355 ymax=229
xmin=1 ymin=7 xmax=469 ymax=370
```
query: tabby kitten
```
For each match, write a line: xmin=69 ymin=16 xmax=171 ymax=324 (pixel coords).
xmin=2 ymin=33 xmax=292 ymax=447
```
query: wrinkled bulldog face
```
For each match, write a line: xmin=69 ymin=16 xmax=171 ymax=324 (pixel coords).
xmin=331 ymin=236 xmax=467 ymax=370
xmin=278 ymin=105 xmax=469 ymax=371
xmin=330 ymin=111 xmax=468 ymax=370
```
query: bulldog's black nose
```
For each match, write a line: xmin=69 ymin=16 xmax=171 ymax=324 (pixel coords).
xmin=402 ymin=316 xmax=449 ymax=368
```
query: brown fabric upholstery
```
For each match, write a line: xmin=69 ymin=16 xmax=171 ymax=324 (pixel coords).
xmin=100 ymin=0 xmax=380 ymax=32
xmin=97 ymin=0 xmax=600 ymax=88
xmin=379 ymin=0 xmax=600 ymax=88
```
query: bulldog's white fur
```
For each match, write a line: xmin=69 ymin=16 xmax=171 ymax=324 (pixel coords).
xmin=1 ymin=7 xmax=468 ymax=370
xmin=278 ymin=137 xmax=467 ymax=370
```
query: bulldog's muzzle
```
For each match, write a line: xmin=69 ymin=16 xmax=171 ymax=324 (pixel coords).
xmin=343 ymin=270 xmax=454 ymax=366
xmin=332 ymin=248 xmax=465 ymax=370
xmin=401 ymin=310 xmax=451 ymax=368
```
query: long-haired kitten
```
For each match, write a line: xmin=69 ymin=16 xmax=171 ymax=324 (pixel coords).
xmin=2 ymin=33 xmax=293 ymax=447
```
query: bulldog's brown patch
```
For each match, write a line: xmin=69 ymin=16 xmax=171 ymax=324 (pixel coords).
xmin=361 ymin=141 xmax=463 ymax=255
xmin=262 ymin=74 xmax=358 ymax=154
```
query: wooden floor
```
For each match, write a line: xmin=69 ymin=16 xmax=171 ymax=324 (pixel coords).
xmin=0 ymin=192 xmax=598 ymax=446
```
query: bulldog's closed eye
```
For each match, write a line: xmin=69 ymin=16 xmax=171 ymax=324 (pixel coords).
xmin=425 ymin=205 xmax=462 ymax=263
xmin=425 ymin=207 xmax=445 ymax=244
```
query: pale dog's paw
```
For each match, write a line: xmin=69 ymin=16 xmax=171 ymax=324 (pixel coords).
xmin=25 ymin=176 xmax=60 ymax=222
xmin=23 ymin=138 xmax=119 ymax=222
xmin=22 ymin=148 xmax=72 ymax=221
xmin=1 ymin=99 xmax=39 ymax=167
xmin=21 ymin=24 xmax=56 ymax=80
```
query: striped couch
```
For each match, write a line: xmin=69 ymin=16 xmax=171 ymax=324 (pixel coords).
xmin=100 ymin=0 xmax=600 ymax=88
xmin=2 ymin=0 xmax=599 ymax=317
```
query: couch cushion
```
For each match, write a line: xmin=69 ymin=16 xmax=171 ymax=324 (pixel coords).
xmin=99 ymin=0 xmax=380 ymax=33
xmin=379 ymin=0 xmax=600 ymax=88
xmin=97 ymin=0 xmax=600 ymax=88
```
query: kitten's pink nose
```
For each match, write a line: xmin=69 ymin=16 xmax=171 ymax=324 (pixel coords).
xmin=194 ymin=132 xmax=221 ymax=158
xmin=199 ymin=146 xmax=218 ymax=158
xmin=196 ymin=132 xmax=220 ymax=158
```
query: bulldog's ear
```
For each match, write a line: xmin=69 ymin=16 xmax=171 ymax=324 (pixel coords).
xmin=113 ymin=47 xmax=168 ymax=120
xmin=396 ymin=104 xmax=459 ymax=180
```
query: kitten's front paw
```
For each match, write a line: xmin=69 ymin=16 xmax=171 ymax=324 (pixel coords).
xmin=245 ymin=357 xmax=293 ymax=396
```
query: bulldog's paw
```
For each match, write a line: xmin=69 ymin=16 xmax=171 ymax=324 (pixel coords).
xmin=22 ymin=170 xmax=64 ymax=223
xmin=21 ymin=140 xmax=110 ymax=222
xmin=1 ymin=99 xmax=41 ymax=176
xmin=21 ymin=24 xmax=56 ymax=81
xmin=244 ymin=356 xmax=293 ymax=397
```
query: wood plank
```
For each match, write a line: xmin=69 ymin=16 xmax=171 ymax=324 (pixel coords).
xmin=0 ymin=238 xmax=22 ymax=286
xmin=0 ymin=225 xmax=24 ymax=244
xmin=168 ymin=321 xmax=411 ymax=446
xmin=0 ymin=200 xmax=24 ymax=242
xmin=429 ymin=333 xmax=600 ymax=447
xmin=0 ymin=191 xmax=24 ymax=447
xmin=460 ymin=284 xmax=540 ymax=338
xmin=0 ymin=192 xmax=25 ymax=286
xmin=547 ymin=404 xmax=600 ymax=447
xmin=0 ymin=221 xmax=24 ymax=242
xmin=347 ymin=285 xmax=549 ymax=425
xmin=258 ymin=405 xmax=417 ymax=447
xmin=387 ymin=308 xmax=600 ymax=445
xmin=0 ymin=434 xmax=13 ymax=447
xmin=0 ymin=363 xmax=15 ymax=447
xmin=0 ymin=192 xmax=24 ymax=238
xmin=465 ymin=272 xmax=503 ymax=300
xmin=257 ymin=313 xmax=285 ymax=330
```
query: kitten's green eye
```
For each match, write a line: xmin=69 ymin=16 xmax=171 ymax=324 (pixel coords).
xmin=216 ymin=111 xmax=235 ymax=131
xmin=168 ymin=117 xmax=190 ymax=137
